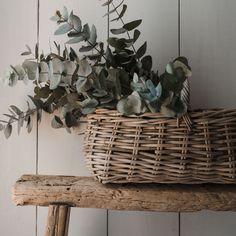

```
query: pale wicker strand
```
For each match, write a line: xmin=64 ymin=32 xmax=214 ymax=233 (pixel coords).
xmin=85 ymin=109 xmax=236 ymax=184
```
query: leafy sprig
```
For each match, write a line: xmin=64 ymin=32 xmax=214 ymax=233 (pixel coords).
xmin=0 ymin=0 xmax=192 ymax=138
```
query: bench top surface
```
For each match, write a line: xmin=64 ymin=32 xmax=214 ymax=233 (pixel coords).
xmin=13 ymin=175 xmax=236 ymax=212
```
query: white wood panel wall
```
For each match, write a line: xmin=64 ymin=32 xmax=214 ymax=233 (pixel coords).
xmin=1 ymin=0 xmax=236 ymax=235
xmin=181 ymin=1 xmax=236 ymax=234
xmin=0 ymin=1 xmax=38 ymax=235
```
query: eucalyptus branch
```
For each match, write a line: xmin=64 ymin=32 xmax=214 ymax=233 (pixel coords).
xmin=0 ymin=108 xmax=37 ymax=126
xmin=111 ymin=2 xmax=137 ymax=54
xmin=62 ymin=17 xmax=107 ymax=61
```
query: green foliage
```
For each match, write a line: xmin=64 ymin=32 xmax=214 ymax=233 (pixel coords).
xmin=0 ymin=1 xmax=192 ymax=137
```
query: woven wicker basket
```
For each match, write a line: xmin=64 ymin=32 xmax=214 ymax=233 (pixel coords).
xmin=84 ymin=108 xmax=236 ymax=184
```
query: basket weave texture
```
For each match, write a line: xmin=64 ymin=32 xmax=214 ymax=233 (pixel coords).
xmin=84 ymin=109 xmax=236 ymax=184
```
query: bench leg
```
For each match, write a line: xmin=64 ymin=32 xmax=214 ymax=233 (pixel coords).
xmin=45 ymin=204 xmax=71 ymax=236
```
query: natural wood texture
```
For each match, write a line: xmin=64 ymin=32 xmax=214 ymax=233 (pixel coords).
xmin=13 ymin=175 xmax=236 ymax=212
xmin=45 ymin=205 xmax=70 ymax=236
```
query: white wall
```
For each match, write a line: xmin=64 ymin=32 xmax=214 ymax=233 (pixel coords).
xmin=1 ymin=0 xmax=236 ymax=235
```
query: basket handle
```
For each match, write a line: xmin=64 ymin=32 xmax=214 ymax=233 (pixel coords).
xmin=180 ymin=79 xmax=193 ymax=131
xmin=182 ymin=79 xmax=190 ymax=110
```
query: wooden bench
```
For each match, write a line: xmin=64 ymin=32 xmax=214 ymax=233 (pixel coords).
xmin=13 ymin=175 xmax=236 ymax=236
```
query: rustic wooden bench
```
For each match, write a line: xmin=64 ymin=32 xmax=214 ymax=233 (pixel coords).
xmin=13 ymin=175 xmax=236 ymax=236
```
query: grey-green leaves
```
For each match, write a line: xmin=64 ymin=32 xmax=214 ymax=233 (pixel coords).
xmin=69 ymin=13 xmax=82 ymax=32
xmin=117 ymin=92 xmax=144 ymax=115
xmin=4 ymin=124 xmax=12 ymax=139
xmin=123 ymin=20 xmax=142 ymax=31
xmin=0 ymin=104 xmax=36 ymax=138
xmin=78 ymin=59 xmax=92 ymax=77
xmin=55 ymin=24 xmax=73 ymax=35
xmin=51 ymin=115 xmax=64 ymax=129
xmin=49 ymin=58 xmax=63 ymax=89
xmin=0 ymin=2 xmax=192 ymax=138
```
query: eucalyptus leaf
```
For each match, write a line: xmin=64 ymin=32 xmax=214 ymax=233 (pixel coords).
xmin=66 ymin=36 xmax=84 ymax=44
xmin=136 ymin=42 xmax=147 ymax=59
xmin=54 ymin=23 xmax=73 ymax=35
xmin=13 ymin=65 xmax=28 ymax=81
xmin=39 ymin=62 xmax=49 ymax=82
xmin=83 ymin=24 xmax=91 ymax=41
xmin=156 ymin=83 xmax=162 ymax=97
xmin=78 ymin=59 xmax=92 ymax=77
xmin=166 ymin=63 xmax=173 ymax=74
xmin=68 ymin=31 xmax=84 ymax=37
xmin=4 ymin=124 xmax=12 ymax=139
xmin=161 ymin=73 xmax=184 ymax=93
xmin=50 ymin=15 xmax=60 ymax=22
xmin=65 ymin=112 xmax=78 ymax=128
xmin=7 ymin=72 xmax=18 ymax=87
xmin=21 ymin=51 xmax=31 ymax=56
xmin=174 ymin=57 xmax=189 ymax=67
xmin=79 ymin=45 xmax=95 ymax=53
xmin=0 ymin=124 xmax=4 ymax=131
xmin=110 ymin=28 xmax=127 ymax=35
xmin=51 ymin=115 xmax=64 ymax=129
xmin=28 ymin=96 xmax=44 ymax=109
xmin=22 ymin=61 xmax=39 ymax=81
xmin=173 ymin=60 xmax=192 ymax=78
xmin=88 ymin=25 xmax=97 ymax=45
xmin=79 ymin=97 xmax=98 ymax=108
xmin=50 ymin=58 xmax=63 ymax=89
xmin=76 ymin=77 xmax=92 ymax=93
xmin=123 ymin=19 xmax=142 ymax=31
xmin=141 ymin=55 xmax=152 ymax=71
xmin=62 ymin=61 xmax=76 ymax=84
xmin=146 ymin=80 xmax=157 ymax=96
xmin=82 ymin=107 xmax=96 ymax=115
xmin=107 ymin=69 xmax=121 ymax=99
xmin=35 ymin=86 xmax=51 ymax=99
xmin=99 ymin=94 xmax=114 ymax=104
xmin=160 ymin=105 xmax=176 ymax=118
xmin=10 ymin=105 xmax=21 ymax=115
xmin=117 ymin=91 xmax=143 ymax=115
xmin=62 ymin=6 xmax=69 ymax=20
xmin=92 ymin=89 xmax=107 ymax=97
xmin=133 ymin=29 xmax=141 ymax=43
xmin=133 ymin=73 xmax=139 ymax=83
xmin=17 ymin=113 xmax=24 ymax=135
xmin=26 ymin=115 xmax=33 ymax=133
xmin=69 ymin=14 xmax=82 ymax=32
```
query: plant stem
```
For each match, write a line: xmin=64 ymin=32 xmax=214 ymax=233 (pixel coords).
xmin=107 ymin=2 xmax=110 ymax=48
xmin=111 ymin=2 xmax=137 ymax=54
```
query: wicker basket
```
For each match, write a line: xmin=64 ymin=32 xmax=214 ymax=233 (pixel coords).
xmin=84 ymin=109 xmax=236 ymax=184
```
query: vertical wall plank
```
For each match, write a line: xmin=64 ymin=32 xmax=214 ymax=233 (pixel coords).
xmin=0 ymin=1 xmax=38 ymax=235
xmin=181 ymin=0 xmax=236 ymax=235
xmin=182 ymin=211 xmax=236 ymax=236
xmin=181 ymin=0 xmax=236 ymax=109
xmin=37 ymin=1 xmax=107 ymax=235
xmin=109 ymin=1 xmax=179 ymax=235
xmin=109 ymin=211 xmax=178 ymax=236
